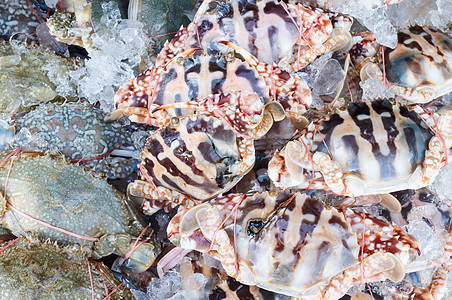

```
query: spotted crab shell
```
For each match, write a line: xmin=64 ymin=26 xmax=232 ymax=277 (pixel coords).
xmin=140 ymin=115 xmax=255 ymax=202
xmin=310 ymin=99 xmax=434 ymax=194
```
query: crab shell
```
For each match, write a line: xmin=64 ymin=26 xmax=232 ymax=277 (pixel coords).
xmin=0 ymin=238 xmax=135 ymax=299
xmin=111 ymin=42 xmax=311 ymax=128
xmin=0 ymin=41 xmax=76 ymax=114
xmin=0 ymin=153 xmax=160 ymax=273
xmin=156 ymin=0 xmax=353 ymax=71
xmin=11 ymin=102 xmax=137 ymax=179
xmin=131 ymin=115 xmax=255 ymax=213
xmin=168 ymin=191 xmax=419 ymax=298
xmin=357 ymin=26 xmax=452 ymax=103
xmin=269 ymin=99 xmax=452 ymax=196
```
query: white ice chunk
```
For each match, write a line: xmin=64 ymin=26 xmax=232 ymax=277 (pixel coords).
xmin=361 ymin=78 xmax=395 ymax=99
xmin=429 ymin=162 xmax=452 ymax=201
xmin=406 ymin=219 xmax=447 ymax=262
xmin=147 ymin=270 xmax=182 ymax=300
xmin=313 ymin=59 xmax=345 ymax=95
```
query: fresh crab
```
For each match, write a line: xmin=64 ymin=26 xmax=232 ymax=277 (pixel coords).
xmin=269 ymin=99 xmax=452 ymax=197
xmin=3 ymin=102 xmax=139 ymax=179
xmin=128 ymin=115 xmax=255 ymax=215
xmin=0 ymin=152 xmax=160 ymax=273
xmin=350 ymin=26 xmax=452 ymax=103
xmin=0 ymin=238 xmax=136 ymax=299
xmin=167 ymin=191 xmax=419 ymax=299
xmin=156 ymin=0 xmax=353 ymax=72
xmin=107 ymin=41 xmax=311 ymax=139
xmin=0 ymin=41 xmax=76 ymax=114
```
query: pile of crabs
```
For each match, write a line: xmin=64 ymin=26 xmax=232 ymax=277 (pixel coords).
xmin=0 ymin=0 xmax=452 ymax=299
xmin=101 ymin=0 xmax=452 ymax=299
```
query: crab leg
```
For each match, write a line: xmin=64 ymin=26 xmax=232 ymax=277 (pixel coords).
xmin=312 ymin=152 xmax=348 ymax=195
xmin=236 ymin=139 xmax=256 ymax=173
xmin=109 ymin=48 xmax=197 ymax=123
xmin=318 ymin=252 xmax=405 ymax=300
xmin=127 ymin=180 xmax=198 ymax=214
xmin=195 ymin=206 xmax=238 ymax=277
xmin=154 ymin=91 xmax=271 ymax=139
xmin=360 ymin=61 xmax=435 ymax=103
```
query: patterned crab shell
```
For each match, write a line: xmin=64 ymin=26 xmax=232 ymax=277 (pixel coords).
xmin=0 ymin=239 xmax=136 ymax=299
xmin=156 ymin=0 xmax=353 ymax=72
xmin=354 ymin=26 xmax=452 ymax=103
xmin=9 ymin=102 xmax=139 ymax=179
xmin=127 ymin=115 xmax=255 ymax=215
xmin=109 ymin=41 xmax=311 ymax=134
xmin=168 ymin=191 xmax=419 ymax=299
xmin=269 ymin=99 xmax=452 ymax=196
xmin=0 ymin=41 xmax=76 ymax=114
xmin=0 ymin=153 xmax=160 ymax=273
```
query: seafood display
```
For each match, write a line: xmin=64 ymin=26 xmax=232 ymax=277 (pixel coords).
xmin=0 ymin=0 xmax=450 ymax=299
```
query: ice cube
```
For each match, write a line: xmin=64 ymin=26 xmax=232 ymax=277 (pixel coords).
xmin=147 ymin=270 xmax=182 ymax=300
xmin=361 ymin=78 xmax=395 ymax=99
xmin=312 ymin=59 xmax=345 ymax=95
xmin=429 ymin=162 xmax=452 ymax=201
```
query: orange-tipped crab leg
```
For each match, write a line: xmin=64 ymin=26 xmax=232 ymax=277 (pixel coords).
xmin=127 ymin=180 xmax=198 ymax=215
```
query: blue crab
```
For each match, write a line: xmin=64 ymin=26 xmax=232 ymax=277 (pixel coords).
xmin=0 ymin=238 xmax=136 ymax=299
xmin=3 ymin=102 xmax=139 ymax=179
xmin=269 ymin=99 xmax=452 ymax=197
xmin=0 ymin=41 xmax=76 ymax=114
xmin=0 ymin=152 xmax=160 ymax=273
xmin=168 ymin=191 xmax=419 ymax=299
xmin=156 ymin=0 xmax=353 ymax=72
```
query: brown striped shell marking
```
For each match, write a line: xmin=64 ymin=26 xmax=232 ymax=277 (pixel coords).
xmin=127 ymin=115 xmax=255 ymax=215
xmin=108 ymin=41 xmax=311 ymax=137
xmin=268 ymin=99 xmax=452 ymax=196
xmin=355 ymin=26 xmax=452 ymax=103
xmin=167 ymin=191 xmax=419 ymax=299
xmin=156 ymin=0 xmax=353 ymax=72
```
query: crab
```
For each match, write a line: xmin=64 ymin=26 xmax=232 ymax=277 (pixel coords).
xmin=0 ymin=41 xmax=77 ymax=114
xmin=0 ymin=152 xmax=160 ymax=273
xmin=106 ymin=41 xmax=312 ymax=139
xmin=127 ymin=115 xmax=255 ymax=215
xmin=167 ymin=191 xmax=419 ymax=299
xmin=350 ymin=26 xmax=452 ymax=103
xmin=4 ymin=102 xmax=139 ymax=179
xmin=268 ymin=99 xmax=452 ymax=197
xmin=0 ymin=0 xmax=45 ymax=42
xmin=155 ymin=0 xmax=353 ymax=72
xmin=0 ymin=238 xmax=136 ymax=299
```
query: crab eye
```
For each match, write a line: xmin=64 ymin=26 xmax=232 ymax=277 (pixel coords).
xmin=247 ymin=220 xmax=265 ymax=237
xmin=227 ymin=51 xmax=235 ymax=61
xmin=171 ymin=117 xmax=180 ymax=126
xmin=176 ymin=56 xmax=184 ymax=65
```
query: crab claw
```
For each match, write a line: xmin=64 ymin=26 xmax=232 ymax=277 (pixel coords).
xmin=361 ymin=252 xmax=406 ymax=282
xmin=114 ymin=234 xmax=159 ymax=274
